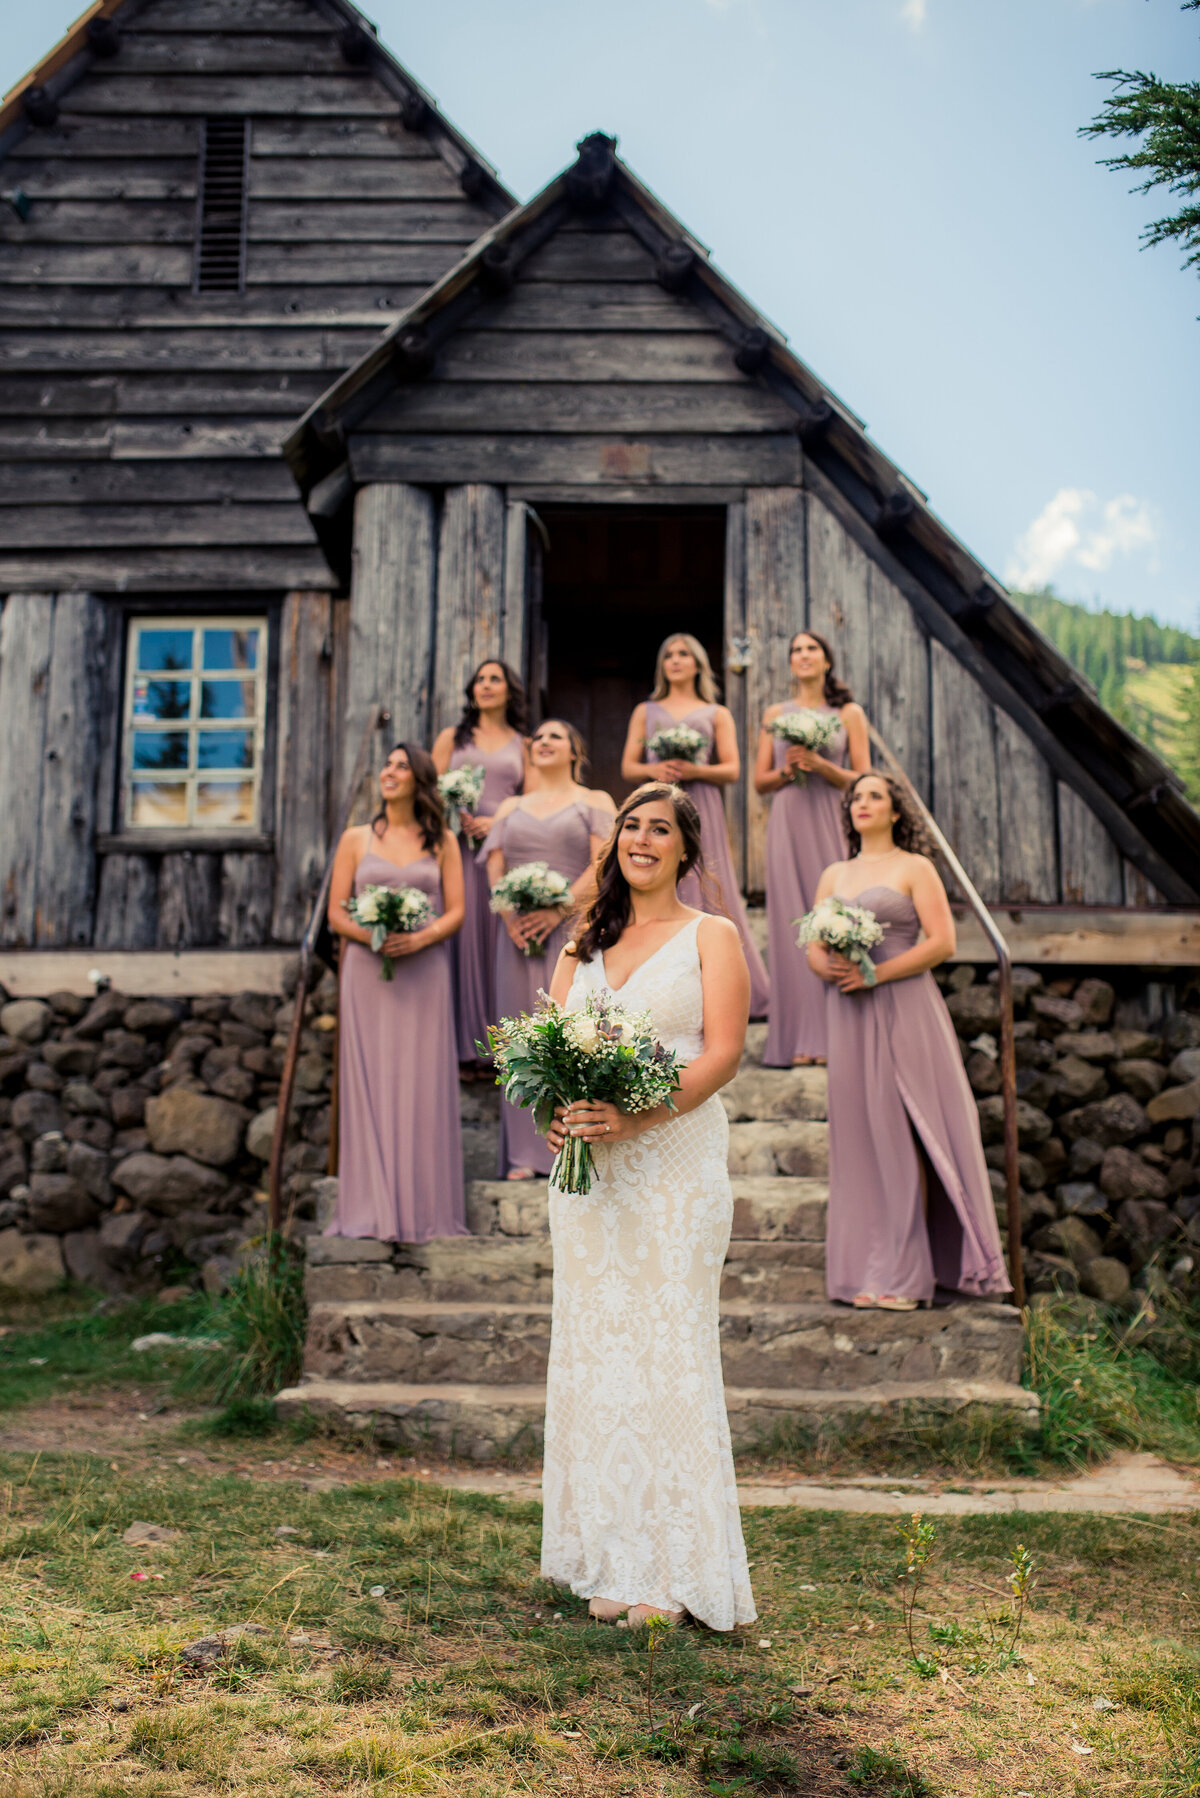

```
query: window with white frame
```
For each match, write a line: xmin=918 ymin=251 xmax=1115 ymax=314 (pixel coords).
xmin=122 ymin=617 xmax=267 ymax=832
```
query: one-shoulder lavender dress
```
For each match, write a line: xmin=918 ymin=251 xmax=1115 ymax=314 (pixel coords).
xmin=484 ymin=799 xmax=613 ymax=1176
xmin=763 ymin=708 xmax=849 ymax=1066
xmin=824 ymin=885 xmax=1010 ymax=1304
xmin=644 ymin=701 xmax=771 ymax=1019
xmin=449 ymin=733 xmax=525 ymax=1064
xmin=326 ymin=852 xmax=467 ymax=1244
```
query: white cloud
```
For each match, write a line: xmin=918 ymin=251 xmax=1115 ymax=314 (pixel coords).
xmin=900 ymin=0 xmax=927 ymax=29
xmin=1006 ymin=488 xmax=1159 ymax=590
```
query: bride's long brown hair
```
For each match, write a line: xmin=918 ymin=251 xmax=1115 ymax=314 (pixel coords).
xmin=572 ymin=782 xmax=705 ymax=964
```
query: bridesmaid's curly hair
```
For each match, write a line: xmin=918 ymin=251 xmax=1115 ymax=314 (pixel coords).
xmin=841 ymin=770 xmax=936 ymax=860
xmin=453 ymin=658 xmax=529 ymax=749
xmin=573 ymin=782 xmax=705 ymax=964
xmin=372 ymin=741 xmax=445 ymax=854
xmin=790 ymin=629 xmax=854 ymax=708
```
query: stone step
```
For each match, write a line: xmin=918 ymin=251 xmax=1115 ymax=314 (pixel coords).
xmin=306 ymin=1230 xmax=827 ymax=1306
xmin=300 ymin=1296 xmax=1023 ymax=1392
xmin=721 ymin=1063 xmax=827 ymax=1123
xmin=462 ymin=1174 xmax=829 ymax=1240
xmin=275 ymin=1374 xmax=1038 ymax=1461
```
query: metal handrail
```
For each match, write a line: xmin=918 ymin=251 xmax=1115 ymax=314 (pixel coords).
xmin=867 ymin=725 xmax=1024 ymax=1307
xmin=267 ymin=703 xmax=390 ymax=1233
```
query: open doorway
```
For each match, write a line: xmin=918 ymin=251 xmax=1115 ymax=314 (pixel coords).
xmin=533 ymin=507 xmax=726 ymax=802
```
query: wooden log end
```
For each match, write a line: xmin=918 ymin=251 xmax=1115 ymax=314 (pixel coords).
xmin=22 ymin=87 xmax=59 ymax=128
xmin=566 ymin=132 xmax=617 ymax=211
xmin=733 ymin=327 xmax=770 ymax=375
xmin=460 ymin=158 xmax=489 ymax=201
xmin=85 ymin=16 xmax=121 ymax=56
xmin=338 ymin=24 xmax=372 ymax=65
xmin=393 ymin=328 xmax=435 ymax=380
xmin=478 ymin=240 xmax=517 ymax=294
xmin=400 ymin=90 xmax=430 ymax=133
xmin=794 ymin=396 xmax=834 ymax=445
xmin=654 ymin=242 xmax=696 ymax=293
xmin=874 ymin=488 xmax=916 ymax=539
xmin=1036 ymin=679 xmax=1082 ymax=717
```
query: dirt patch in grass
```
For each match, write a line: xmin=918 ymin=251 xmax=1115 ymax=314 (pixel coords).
xmin=0 ymin=1451 xmax=1197 ymax=1796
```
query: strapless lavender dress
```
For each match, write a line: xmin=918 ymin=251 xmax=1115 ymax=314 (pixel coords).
xmin=824 ymin=885 xmax=1010 ymax=1304
xmin=644 ymin=701 xmax=770 ymax=1019
xmin=483 ymin=799 xmax=613 ymax=1176
xmin=763 ymin=709 xmax=849 ymax=1065
xmin=449 ymin=734 xmax=525 ymax=1063
xmin=327 ymin=852 xmax=467 ymax=1244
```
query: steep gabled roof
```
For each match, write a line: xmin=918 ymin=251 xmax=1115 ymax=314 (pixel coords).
xmin=0 ymin=0 xmax=515 ymax=593
xmin=283 ymin=133 xmax=1200 ymax=904
xmin=0 ymin=0 xmax=514 ymax=213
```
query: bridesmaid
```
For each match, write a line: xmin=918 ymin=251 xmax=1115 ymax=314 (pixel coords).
xmin=433 ymin=659 xmax=530 ymax=1077
xmin=755 ymin=630 xmax=870 ymax=1067
xmin=485 ymin=720 xmax=615 ymax=1180
xmin=325 ymin=743 xmax=468 ymax=1244
xmin=807 ymin=770 xmax=1010 ymax=1309
xmin=621 ymin=632 xmax=771 ymax=1018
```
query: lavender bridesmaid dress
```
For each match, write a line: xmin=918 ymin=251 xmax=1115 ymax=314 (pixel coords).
xmin=449 ymin=734 xmax=525 ymax=1063
xmin=824 ymin=885 xmax=1010 ymax=1304
xmin=484 ymin=799 xmax=613 ymax=1176
xmin=762 ymin=709 xmax=849 ymax=1066
xmin=327 ymin=851 xmax=467 ymax=1244
xmin=644 ymin=701 xmax=771 ymax=1019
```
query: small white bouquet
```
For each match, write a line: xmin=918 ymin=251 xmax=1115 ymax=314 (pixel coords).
xmin=770 ymin=709 xmax=842 ymax=784
xmin=646 ymin=721 xmax=708 ymax=765
xmin=437 ymin=763 xmax=485 ymax=835
xmin=489 ymin=861 xmax=574 ymax=957
xmin=796 ymin=894 xmax=886 ymax=988
xmin=344 ymin=883 xmax=434 ymax=980
xmin=484 ymin=990 xmax=685 ymax=1194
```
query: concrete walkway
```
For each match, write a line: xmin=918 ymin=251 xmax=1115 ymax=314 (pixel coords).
xmin=418 ymin=1451 xmax=1200 ymax=1517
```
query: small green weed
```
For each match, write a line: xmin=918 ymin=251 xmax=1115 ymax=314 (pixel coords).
xmin=330 ymin=1652 xmax=394 ymax=1704
xmin=846 ymin=1744 xmax=933 ymax=1794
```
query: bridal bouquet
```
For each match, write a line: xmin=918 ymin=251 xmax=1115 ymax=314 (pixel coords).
xmin=437 ymin=763 xmax=485 ymax=835
xmin=344 ymin=883 xmax=434 ymax=980
xmin=771 ymin=709 xmax=842 ymax=784
xmin=489 ymin=861 xmax=573 ymax=957
xmin=483 ymin=991 xmax=684 ymax=1193
xmin=796 ymin=895 xmax=886 ymax=988
xmin=646 ymin=721 xmax=707 ymax=765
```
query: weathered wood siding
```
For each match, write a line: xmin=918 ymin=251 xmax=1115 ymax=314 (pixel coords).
xmin=0 ymin=591 xmax=108 ymax=946
xmin=345 ymin=216 xmax=799 ymax=503
xmin=0 ymin=0 xmax=501 ymax=593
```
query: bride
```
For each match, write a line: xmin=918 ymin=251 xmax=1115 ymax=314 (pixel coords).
xmin=541 ymin=781 xmax=756 ymax=1631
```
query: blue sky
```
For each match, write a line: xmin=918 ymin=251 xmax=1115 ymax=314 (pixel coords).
xmin=7 ymin=0 xmax=1199 ymax=630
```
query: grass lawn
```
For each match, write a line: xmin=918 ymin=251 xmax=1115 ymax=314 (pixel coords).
xmin=1 ymin=1451 xmax=1199 ymax=1796
xmin=2 ymin=1281 xmax=1200 ymax=1794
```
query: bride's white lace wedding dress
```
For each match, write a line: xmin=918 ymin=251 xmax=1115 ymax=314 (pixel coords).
xmin=540 ymin=914 xmax=756 ymax=1631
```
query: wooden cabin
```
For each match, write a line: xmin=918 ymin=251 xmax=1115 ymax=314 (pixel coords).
xmin=1 ymin=0 xmax=1198 ymax=987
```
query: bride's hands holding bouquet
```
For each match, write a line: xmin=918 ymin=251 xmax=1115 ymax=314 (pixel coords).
xmin=547 ymin=1098 xmax=644 ymax=1152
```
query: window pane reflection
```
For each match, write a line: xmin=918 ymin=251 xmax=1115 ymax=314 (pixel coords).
xmin=202 ymin=628 xmax=259 ymax=672
xmin=129 ymin=780 xmax=188 ymax=827
xmin=137 ymin=629 xmax=192 ymax=672
xmin=132 ymin=731 xmax=188 ymax=770
xmin=197 ymin=780 xmax=254 ymax=825
xmin=131 ymin=678 xmax=190 ymax=721
xmin=200 ymin=679 xmax=255 ymax=720
xmin=198 ymin=730 xmax=252 ymax=770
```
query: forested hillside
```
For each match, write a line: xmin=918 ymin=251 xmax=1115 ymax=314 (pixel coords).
xmin=1010 ymin=587 xmax=1200 ymax=806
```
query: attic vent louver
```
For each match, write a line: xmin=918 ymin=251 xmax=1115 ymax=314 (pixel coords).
xmin=195 ymin=117 xmax=248 ymax=294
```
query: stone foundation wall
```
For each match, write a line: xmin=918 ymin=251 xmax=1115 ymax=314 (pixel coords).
xmin=0 ymin=969 xmax=340 ymax=1297
xmin=1 ymin=958 xmax=1197 ymax=1307
xmin=934 ymin=965 xmax=1200 ymax=1302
